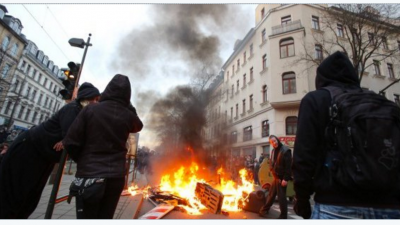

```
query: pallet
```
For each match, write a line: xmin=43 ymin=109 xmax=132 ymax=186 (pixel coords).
xmin=194 ymin=182 xmax=224 ymax=214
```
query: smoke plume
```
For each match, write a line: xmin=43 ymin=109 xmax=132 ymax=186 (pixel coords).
xmin=113 ymin=5 xmax=253 ymax=175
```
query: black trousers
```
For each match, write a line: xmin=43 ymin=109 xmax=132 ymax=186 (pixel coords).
xmin=260 ymin=177 xmax=288 ymax=217
xmin=0 ymin=132 xmax=55 ymax=219
xmin=76 ymin=177 xmax=125 ymax=219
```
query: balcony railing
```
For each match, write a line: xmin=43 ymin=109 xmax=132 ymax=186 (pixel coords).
xmin=272 ymin=20 xmax=303 ymax=36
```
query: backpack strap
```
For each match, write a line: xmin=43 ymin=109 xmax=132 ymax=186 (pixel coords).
xmin=322 ymin=86 xmax=344 ymax=100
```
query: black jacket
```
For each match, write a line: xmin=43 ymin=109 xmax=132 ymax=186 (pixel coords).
xmin=29 ymin=100 xmax=82 ymax=162
xmin=293 ymin=51 xmax=400 ymax=207
xmin=64 ymin=74 xmax=143 ymax=178
xmin=270 ymin=136 xmax=292 ymax=181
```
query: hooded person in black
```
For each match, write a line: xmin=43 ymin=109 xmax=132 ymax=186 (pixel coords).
xmin=63 ymin=74 xmax=143 ymax=219
xmin=292 ymin=51 xmax=400 ymax=219
xmin=0 ymin=82 xmax=100 ymax=219
xmin=259 ymin=135 xmax=292 ymax=219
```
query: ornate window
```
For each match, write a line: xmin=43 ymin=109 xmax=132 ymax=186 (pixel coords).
xmin=262 ymin=85 xmax=268 ymax=102
xmin=280 ymin=38 xmax=294 ymax=58
xmin=282 ymin=72 xmax=296 ymax=94
xmin=243 ymin=126 xmax=252 ymax=141
xmin=337 ymin=24 xmax=344 ymax=37
xmin=286 ymin=116 xmax=298 ymax=135
xmin=1 ymin=36 xmax=10 ymax=50
xmin=11 ymin=43 xmax=18 ymax=56
xmin=312 ymin=16 xmax=320 ymax=30
xmin=231 ymin=131 xmax=237 ymax=143
xmin=373 ymin=60 xmax=381 ymax=75
xmin=262 ymin=120 xmax=269 ymax=137
xmin=261 ymin=29 xmax=266 ymax=42
xmin=387 ymin=63 xmax=394 ymax=79
xmin=315 ymin=44 xmax=323 ymax=60
xmin=281 ymin=15 xmax=291 ymax=24
xmin=262 ymin=54 xmax=267 ymax=69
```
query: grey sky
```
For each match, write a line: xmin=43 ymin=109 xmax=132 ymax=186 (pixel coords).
xmin=3 ymin=3 xmax=256 ymax=148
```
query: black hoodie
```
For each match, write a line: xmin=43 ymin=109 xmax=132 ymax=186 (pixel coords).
xmin=64 ymin=74 xmax=143 ymax=178
xmin=29 ymin=83 xmax=100 ymax=162
xmin=293 ymin=52 xmax=399 ymax=207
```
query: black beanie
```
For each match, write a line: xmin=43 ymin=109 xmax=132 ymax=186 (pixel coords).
xmin=76 ymin=82 xmax=100 ymax=101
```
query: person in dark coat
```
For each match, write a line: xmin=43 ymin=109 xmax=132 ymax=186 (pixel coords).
xmin=0 ymin=143 xmax=9 ymax=165
xmin=259 ymin=135 xmax=292 ymax=219
xmin=0 ymin=82 xmax=100 ymax=219
xmin=0 ymin=127 xmax=9 ymax=144
xmin=253 ymin=158 xmax=260 ymax=185
xmin=259 ymin=153 xmax=265 ymax=164
xmin=292 ymin=51 xmax=400 ymax=219
xmin=5 ymin=130 xmax=18 ymax=144
xmin=63 ymin=74 xmax=143 ymax=219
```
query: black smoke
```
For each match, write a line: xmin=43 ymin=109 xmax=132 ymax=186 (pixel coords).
xmin=113 ymin=4 xmax=253 ymax=177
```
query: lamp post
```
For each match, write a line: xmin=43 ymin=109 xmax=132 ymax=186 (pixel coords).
xmin=69 ymin=33 xmax=92 ymax=99
xmin=45 ymin=34 xmax=93 ymax=219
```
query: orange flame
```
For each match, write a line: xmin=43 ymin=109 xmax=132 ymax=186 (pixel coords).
xmin=217 ymin=167 xmax=223 ymax=175
xmin=129 ymin=162 xmax=255 ymax=215
xmin=128 ymin=184 xmax=150 ymax=198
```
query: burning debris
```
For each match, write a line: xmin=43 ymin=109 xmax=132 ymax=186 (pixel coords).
xmin=128 ymin=162 xmax=258 ymax=216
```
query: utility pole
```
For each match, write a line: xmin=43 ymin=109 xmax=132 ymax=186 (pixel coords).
xmin=45 ymin=34 xmax=93 ymax=219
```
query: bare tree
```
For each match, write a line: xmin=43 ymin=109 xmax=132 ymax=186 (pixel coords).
xmin=297 ymin=4 xmax=400 ymax=83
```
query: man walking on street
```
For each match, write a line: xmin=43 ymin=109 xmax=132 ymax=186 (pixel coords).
xmin=259 ymin=135 xmax=292 ymax=219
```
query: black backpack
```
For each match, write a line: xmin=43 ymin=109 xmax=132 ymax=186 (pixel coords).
xmin=323 ymin=86 xmax=400 ymax=194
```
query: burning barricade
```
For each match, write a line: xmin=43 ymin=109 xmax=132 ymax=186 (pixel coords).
xmin=129 ymin=162 xmax=262 ymax=217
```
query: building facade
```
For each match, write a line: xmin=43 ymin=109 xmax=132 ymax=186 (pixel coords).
xmin=0 ymin=4 xmax=27 ymax=126
xmin=0 ymin=5 xmax=65 ymax=131
xmin=206 ymin=4 xmax=400 ymax=161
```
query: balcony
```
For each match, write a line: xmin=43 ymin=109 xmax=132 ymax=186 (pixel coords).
xmin=271 ymin=20 xmax=303 ymax=36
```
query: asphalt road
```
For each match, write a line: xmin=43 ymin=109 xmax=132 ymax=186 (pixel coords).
xmin=134 ymin=168 xmax=304 ymax=219
xmin=137 ymin=197 xmax=303 ymax=219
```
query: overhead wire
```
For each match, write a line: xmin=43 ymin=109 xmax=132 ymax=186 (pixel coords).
xmin=45 ymin=5 xmax=70 ymax=41
xmin=45 ymin=5 xmax=83 ymax=60
xmin=22 ymin=4 xmax=71 ymax=62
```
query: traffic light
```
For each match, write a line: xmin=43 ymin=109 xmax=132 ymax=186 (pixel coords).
xmin=59 ymin=62 xmax=80 ymax=100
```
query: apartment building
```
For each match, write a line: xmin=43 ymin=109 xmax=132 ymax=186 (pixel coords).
xmin=206 ymin=4 xmax=400 ymax=160
xmin=0 ymin=5 xmax=27 ymax=121
xmin=0 ymin=5 xmax=65 ymax=131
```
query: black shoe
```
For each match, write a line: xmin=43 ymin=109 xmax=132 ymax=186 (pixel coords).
xmin=259 ymin=212 xmax=269 ymax=218
xmin=259 ymin=209 xmax=269 ymax=218
xmin=277 ymin=215 xmax=287 ymax=219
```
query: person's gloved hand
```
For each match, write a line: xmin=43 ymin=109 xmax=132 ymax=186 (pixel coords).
xmin=293 ymin=197 xmax=312 ymax=219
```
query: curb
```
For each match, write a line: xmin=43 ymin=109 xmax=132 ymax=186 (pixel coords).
xmin=119 ymin=194 xmax=144 ymax=219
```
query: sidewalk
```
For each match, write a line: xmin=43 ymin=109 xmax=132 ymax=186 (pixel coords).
xmin=28 ymin=169 xmax=147 ymax=219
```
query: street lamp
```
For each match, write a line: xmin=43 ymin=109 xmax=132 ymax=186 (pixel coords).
xmin=45 ymin=34 xmax=93 ymax=219
xmin=68 ymin=33 xmax=92 ymax=99
xmin=68 ymin=38 xmax=85 ymax=48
